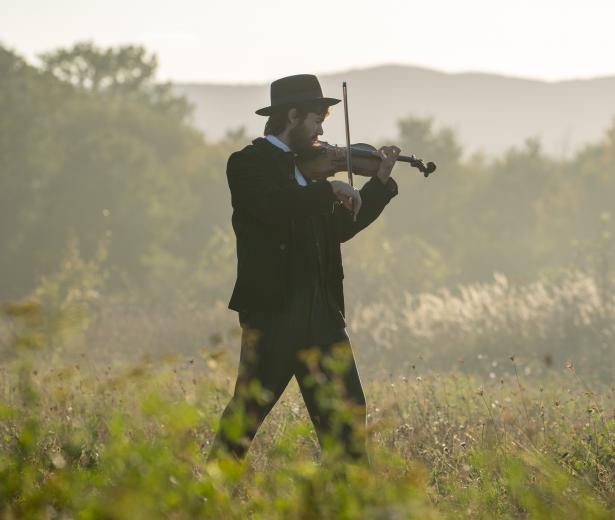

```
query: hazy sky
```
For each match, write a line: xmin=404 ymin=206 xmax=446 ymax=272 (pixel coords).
xmin=2 ymin=0 xmax=614 ymax=84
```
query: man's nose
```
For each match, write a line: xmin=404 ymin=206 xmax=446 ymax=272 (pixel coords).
xmin=317 ymin=124 xmax=323 ymax=135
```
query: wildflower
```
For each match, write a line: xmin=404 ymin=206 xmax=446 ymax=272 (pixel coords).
xmin=50 ymin=452 xmax=66 ymax=469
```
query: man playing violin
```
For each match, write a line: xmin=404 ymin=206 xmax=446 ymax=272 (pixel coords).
xmin=207 ymin=74 xmax=400 ymax=465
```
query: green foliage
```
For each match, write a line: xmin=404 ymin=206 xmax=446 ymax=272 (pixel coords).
xmin=2 ymin=41 xmax=615 ymax=310
xmin=40 ymin=41 xmax=157 ymax=92
xmin=0 ymin=356 xmax=612 ymax=518
xmin=2 ymin=235 xmax=106 ymax=357
xmin=0 ymin=42 xmax=244 ymax=304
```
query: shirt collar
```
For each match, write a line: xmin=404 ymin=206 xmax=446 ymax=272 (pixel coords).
xmin=265 ymin=134 xmax=292 ymax=154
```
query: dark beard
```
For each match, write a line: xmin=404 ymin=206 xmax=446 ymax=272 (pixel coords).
xmin=288 ymin=123 xmax=316 ymax=156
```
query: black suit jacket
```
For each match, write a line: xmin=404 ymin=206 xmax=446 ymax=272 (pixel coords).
xmin=226 ymin=137 xmax=398 ymax=317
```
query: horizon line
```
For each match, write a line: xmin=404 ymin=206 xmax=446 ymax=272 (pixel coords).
xmin=168 ymin=62 xmax=615 ymax=87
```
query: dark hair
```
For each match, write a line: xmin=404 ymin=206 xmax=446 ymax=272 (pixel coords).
xmin=264 ymin=101 xmax=331 ymax=136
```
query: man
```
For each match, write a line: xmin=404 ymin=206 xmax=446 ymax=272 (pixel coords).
xmin=207 ymin=74 xmax=400 ymax=464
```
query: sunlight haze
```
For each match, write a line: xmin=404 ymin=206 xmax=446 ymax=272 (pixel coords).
xmin=2 ymin=0 xmax=614 ymax=83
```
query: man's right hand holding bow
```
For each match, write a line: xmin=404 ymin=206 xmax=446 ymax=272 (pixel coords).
xmin=330 ymin=180 xmax=362 ymax=219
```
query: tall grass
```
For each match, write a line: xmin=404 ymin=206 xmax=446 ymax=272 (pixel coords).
xmin=0 ymin=353 xmax=613 ymax=518
xmin=1 ymin=272 xmax=613 ymax=517
xmin=349 ymin=271 xmax=614 ymax=379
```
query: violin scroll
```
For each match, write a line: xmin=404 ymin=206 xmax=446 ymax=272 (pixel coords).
xmin=404 ymin=154 xmax=436 ymax=177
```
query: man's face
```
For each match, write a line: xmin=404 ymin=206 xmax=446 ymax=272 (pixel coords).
xmin=288 ymin=111 xmax=325 ymax=154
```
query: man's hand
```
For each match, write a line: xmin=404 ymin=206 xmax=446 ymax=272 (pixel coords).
xmin=376 ymin=145 xmax=401 ymax=185
xmin=330 ymin=180 xmax=362 ymax=219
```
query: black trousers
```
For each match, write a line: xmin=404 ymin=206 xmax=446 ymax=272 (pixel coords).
xmin=208 ymin=282 xmax=368 ymax=463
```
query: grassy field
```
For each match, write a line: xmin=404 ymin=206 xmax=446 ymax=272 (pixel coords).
xmin=0 ymin=355 xmax=613 ymax=519
xmin=1 ymin=273 xmax=614 ymax=518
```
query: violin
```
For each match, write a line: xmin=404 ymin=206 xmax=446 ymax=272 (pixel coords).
xmin=297 ymin=141 xmax=437 ymax=180
xmin=299 ymin=81 xmax=436 ymax=221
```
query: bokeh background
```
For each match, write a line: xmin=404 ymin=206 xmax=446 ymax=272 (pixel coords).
xmin=1 ymin=0 xmax=614 ymax=377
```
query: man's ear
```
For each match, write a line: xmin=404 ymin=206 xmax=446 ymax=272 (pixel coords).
xmin=287 ymin=108 xmax=299 ymax=128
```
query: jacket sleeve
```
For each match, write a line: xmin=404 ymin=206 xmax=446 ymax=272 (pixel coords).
xmin=332 ymin=175 xmax=398 ymax=243
xmin=227 ymin=150 xmax=337 ymax=225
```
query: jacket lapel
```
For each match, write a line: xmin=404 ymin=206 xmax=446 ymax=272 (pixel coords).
xmin=253 ymin=137 xmax=296 ymax=183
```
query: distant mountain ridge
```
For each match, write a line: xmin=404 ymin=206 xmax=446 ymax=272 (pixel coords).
xmin=174 ymin=65 xmax=615 ymax=156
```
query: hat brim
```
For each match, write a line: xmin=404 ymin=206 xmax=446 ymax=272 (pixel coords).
xmin=255 ymin=97 xmax=341 ymax=116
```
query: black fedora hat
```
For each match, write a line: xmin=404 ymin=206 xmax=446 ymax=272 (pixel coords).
xmin=255 ymin=74 xmax=341 ymax=116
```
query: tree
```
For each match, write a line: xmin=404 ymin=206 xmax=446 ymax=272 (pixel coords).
xmin=40 ymin=41 xmax=157 ymax=93
xmin=40 ymin=41 xmax=191 ymax=120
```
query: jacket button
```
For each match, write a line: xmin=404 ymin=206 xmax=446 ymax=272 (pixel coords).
xmin=279 ymin=243 xmax=286 ymax=250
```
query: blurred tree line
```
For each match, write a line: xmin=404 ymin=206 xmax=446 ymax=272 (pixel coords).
xmin=1 ymin=42 xmax=614 ymax=309
xmin=0 ymin=42 xmax=244 ymax=307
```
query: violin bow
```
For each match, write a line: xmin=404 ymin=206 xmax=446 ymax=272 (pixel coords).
xmin=342 ymin=82 xmax=356 ymax=221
